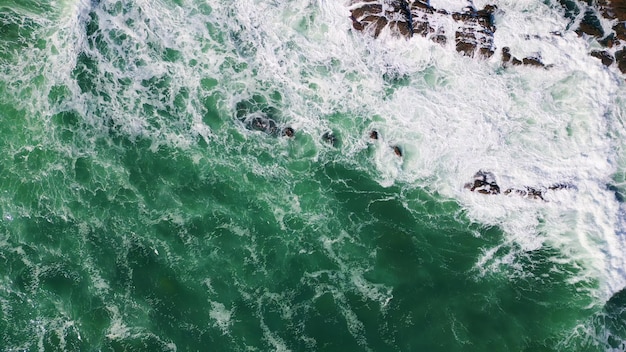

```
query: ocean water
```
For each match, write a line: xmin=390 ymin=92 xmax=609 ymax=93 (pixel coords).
xmin=0 ymin=0 xmax=625 ymax=350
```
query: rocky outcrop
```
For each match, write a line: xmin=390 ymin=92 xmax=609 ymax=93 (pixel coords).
xmin=349 ymin=0 xmax=626 ymax=73
xmin=464 ymin=170 xmax=501 ymax=195
xmin=348 ymin=0 xmax=498 ymax=58
xmin=238 ymin=111 xmax=295 ymax=138
xmin=564 ymin=0 xmax=626 ymax=73
xmin=501 ymin=47 xmax=548 ymax=68
xmin=464 ymin=171 xmax=574 ymax=201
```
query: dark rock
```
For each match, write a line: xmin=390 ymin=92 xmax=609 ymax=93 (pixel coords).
xmin=466 ymin=170 xmax=574 ymax=200
xmin=464 ymin=171 xmax=501 ymax=195
xmin=576 ymin=9 xmax=605 ymax=38
xmin=399 ymin=0 xmax=414 ymax=37
xmin=452 ymin=5 xmax=497 ymax=58
xmin=502 ymin=46 xmax=512 ymax=62
xmin=456 ymin=31 xmax=478 ymax=56
xmin=349 ymin=0 xmax=497 ymax=57
xmin=522 ymin=56 xmax=545 ymax=67
xmin=598 ymin=0 xmax=626 ymax=21
xmin=392 ymin=146 xmax=402 ymax=157
xmin=432 ymin=33 xmax=447 ymax=44
xmin=614 ymin=21 xmax=626 ymax=41
xmin=502 ymin=47 xmax=545 ymax=67
xmin=591 ymin=50 xmax=615 ymax=66
xmin=413 ymin=0 xmax=434 ymax=12
xmin=504 ymin=187 xmax=545 ymax=201
xmin=351 ymin=15 xmax=365 ymax=31
xmin=243 ymin=113 xmax=278 ymax=135
xmin=370 ymin=130 xmax=379 ymax=140
xmin=322 ymin=131 xmax=338 ymax=146
xmin=616 ymin=48 xmax=626 ymax=73
xmin=548 ymin=183 xmax=575 ymax=191
xmin=599 ymin=34 xmax=617 ymax=48
xmin=282 ymin=127 xmax=295 ymax=138
xmin=607 ymin=184 xmax=625 ymax=202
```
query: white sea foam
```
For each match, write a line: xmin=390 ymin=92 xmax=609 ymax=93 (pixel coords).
xmin=211 ymin=0 xmax=626 ymax=303
xmin=208 ymin=300 xmax=233 ymax=334
xmin=6 ymin=0 xmax=626 ymax=328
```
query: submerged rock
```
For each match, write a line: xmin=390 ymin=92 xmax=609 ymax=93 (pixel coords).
xmin=322 ymin=131 xmax=338 ymax=146
xmin=243 ymin=113 xmax=279 ymax=135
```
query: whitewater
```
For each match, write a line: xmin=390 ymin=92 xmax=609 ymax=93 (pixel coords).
xmin=0 ymin=0 xmax=625 ymax=350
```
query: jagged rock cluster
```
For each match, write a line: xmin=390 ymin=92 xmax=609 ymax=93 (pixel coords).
xmin=464 ymin=171 xmax=573 ymax=201
xmin=568 ymin=0 xmax=626 ymax=73
xmin=349 ymin=0 xmax=626 ymax=72
xmin=349 ymin=0 xmax=497 ymax=58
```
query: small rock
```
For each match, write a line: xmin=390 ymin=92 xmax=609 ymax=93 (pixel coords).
xmin=464 ymin=171 xmax=500 ymax=195
xmin=591 ymin=50 xmax=615 ymax=66
xmin=322 ymin=131 xmax=338 ymax=146
xmin=282 ymin=127 xmax=295 ymax=138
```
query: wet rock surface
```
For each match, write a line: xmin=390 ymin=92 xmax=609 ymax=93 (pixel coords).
xmin=245 ymin=114 xmax=278 ymax=135
xmin=349 ymin=0 xmax=498 ymax=58
xmin=464 ymin=171 xmax=501 ymax=195
xmin=502 ymin=47 xmax=547 ymax=68
xmin=568 ymin=0 xmax=626 ymax=73
xmin=465 ymin=171 xmax=574 ymax=201
xmin=349 ymin=0 xmax=626 ymax=74
xmin=322 ymin=131 xmax=338 ymax=146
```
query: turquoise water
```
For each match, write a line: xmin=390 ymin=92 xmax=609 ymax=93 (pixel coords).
xmin=0 ymin=0 xmax=625 ymax=350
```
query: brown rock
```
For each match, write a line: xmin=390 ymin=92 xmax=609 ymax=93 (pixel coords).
xmin=598 ymin=0 xmax=626 ymax=21
xmin=502 ymin=47 xmax=512 ymax=62
xmin=351 ymin=4 xmax=382 ymax=19
xmin=615 ymin=48 xmax=626 ymax=73
xmin=282 ymin=127 xmax=295 ymax=138
xmin=576 ymin=9 xmax=605 ymax=38
xmin=522 ymin=56 xmax=545 ymax=67
xmin=349 ymin=0 xmax=497 ymax=51
xmin=591 ymin=50 xmax=615 ymax=66
xmin=614 ymin=21 xmax=626 ymax=41
xmin=504 ymin=187 xmax=545 ymax=201
xmin=456 ymin=31 xmax=478 ymax=56
xmin=502 ymin=47 xmax=545 ymax=67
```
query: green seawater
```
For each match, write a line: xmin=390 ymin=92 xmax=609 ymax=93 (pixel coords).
xmin=0 ymin=0 xmax=624 ymax=351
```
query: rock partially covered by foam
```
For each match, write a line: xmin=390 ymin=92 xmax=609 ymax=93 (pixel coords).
xmin=322 ymin=131 xmax=338 ymax=146
xmin=501 ymin=47 xmax=548 ymax=68
xmin=464 ymin=170 xmax=501 ymax=195
xmin=243 ymin=113 xmax=279 ymax=135
xmin=465 ymin=171 xmax=575 ymax=201
xmin=563 ymin=0 xmax=626 ymax=74
xmin=348 ymin=0 xmax=497 ymax=58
